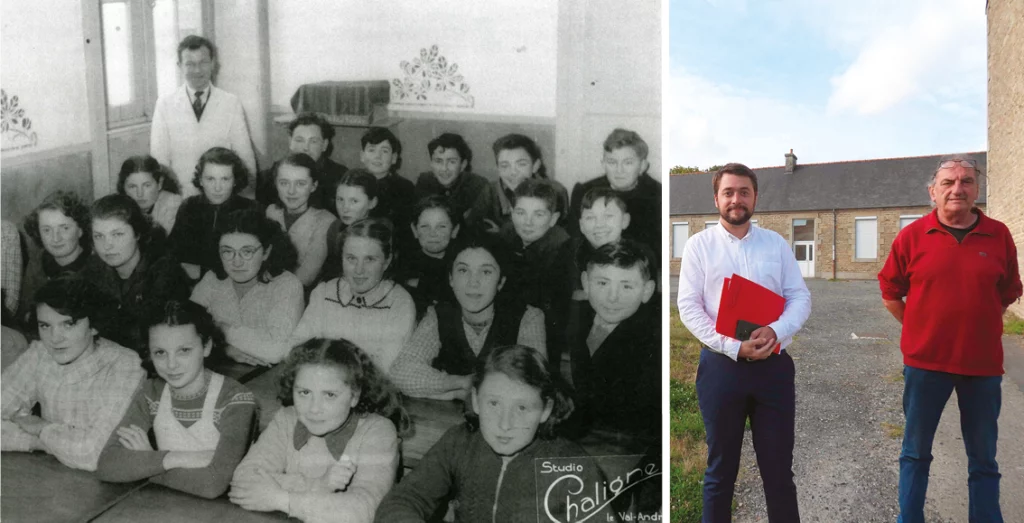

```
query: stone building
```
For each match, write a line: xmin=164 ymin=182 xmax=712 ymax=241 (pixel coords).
xmin=668 ymin=151 xmax=987 ymax=279
xmin=987 ymin=0 xmax=1024 ymax=317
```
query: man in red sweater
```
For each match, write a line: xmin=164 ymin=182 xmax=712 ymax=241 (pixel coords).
xmin=878 ymin=156 xmax=1022 ymax=523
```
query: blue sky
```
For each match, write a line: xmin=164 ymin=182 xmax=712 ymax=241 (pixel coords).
xmin=666 ymin=0 xmax=987 ymax=170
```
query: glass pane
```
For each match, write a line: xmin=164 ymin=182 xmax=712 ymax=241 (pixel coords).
xmin=793 ymin=218 xmax=815 ymax=242
xmin=102 ymin=2 xmax=134 ymax=106
xmin=672 ymin=224 xmax=689 ymax=258
xmin=153 ymin=0 xmax=180 ymax=98
xmin=795 ymin=244 xmax=807 ymax=260
xmin=855 ymin=219 xmax=878 ymax=258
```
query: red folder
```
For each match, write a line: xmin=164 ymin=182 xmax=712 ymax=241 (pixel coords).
xmin=715 ymin=274 xmax=785 ymax=354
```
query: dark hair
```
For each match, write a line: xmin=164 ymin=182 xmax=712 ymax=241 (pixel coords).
xmin=411 ymin=195 xmax=461 ymax=231
xmin=444 ymin=231 xmax=509 ymax=279
xmin=91 ymin=194 xmax=165 ymax=257
xmin=360 ymin=127 xmax=402 ymax=157
xmin=584 ymin=239 xmax=656 ymax=281
xmin=139 ymin=299 xmax=224 ymax=377
xmin=712 ymin=163 xmax=758 ymax=195
xmin=31 ymin=275 xmax=113 ymax=332
xmin=427 ymin=133 xmax=472 ymax=172
xmin=211 ymin=209 xmax=298 ymax=283
xmin=24 ymin=191 xmax=92 ymax=252
xmin=491 ymin=134 xmax=549 ymax=179
xmin=273 ymin=153 xmax=321 ymax=186
xmin=340 ymin=217 xmax=395 ymax=266
xmin=177 ymin=35 xmax=217 ymax=62
xmin=333 ymin=168 xmax=380 ymax=202
xmin=288 ymin=112 xmax=335 ymax=156
xmin=512 ymin=178 xmax=561 ymax=215
xmin=580 ymin=187 xmax=628 ymax=214
xmin=468 ymin=345 xmax=573 ymax=439
xmin=192 ymin=147 xmax=250 ymax=195
xmin=116 ymin=155 xmax=180 ymax=196
xmin=602 ymin=128 xmax=649 ymax=160
xmin=278 ymin=338 xmax=410 ymax=434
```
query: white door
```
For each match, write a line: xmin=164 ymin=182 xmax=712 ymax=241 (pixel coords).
xmin=794 ymin=241 xmax=815 ymax=278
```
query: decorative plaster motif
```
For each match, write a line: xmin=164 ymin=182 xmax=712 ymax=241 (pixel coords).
xmin=391 ymin=45 xmax=474 ymax=108
xmin=1 ymin=89 xmax=39 ymax=152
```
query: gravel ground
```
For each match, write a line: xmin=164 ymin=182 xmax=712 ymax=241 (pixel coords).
xmin=670 ymin=277 xmax=1024 ymax=523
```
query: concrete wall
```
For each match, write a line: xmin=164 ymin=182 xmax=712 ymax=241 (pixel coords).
xmin=987 ymin=0 xmax=1024 ymax=318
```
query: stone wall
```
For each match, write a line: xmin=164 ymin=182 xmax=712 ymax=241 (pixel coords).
xmin=987 ymin=0 xmax=1024 ymax=317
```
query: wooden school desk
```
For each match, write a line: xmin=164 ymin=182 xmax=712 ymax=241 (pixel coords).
xmin=0 ymin=451 xmax=144 ymax=522
xmin=91 ymin=483 xmax=293 ymax=522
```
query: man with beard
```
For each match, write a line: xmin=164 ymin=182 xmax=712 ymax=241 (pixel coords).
xmin=676 ymin=163 xmax=811 ymax=523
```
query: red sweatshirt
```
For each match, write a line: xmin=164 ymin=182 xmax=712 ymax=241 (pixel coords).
xmin=878 ymin=209 xmax=1022 ymax=376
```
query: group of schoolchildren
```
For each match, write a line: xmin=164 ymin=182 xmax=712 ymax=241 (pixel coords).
xmin=0 ymin=119 xmax=662 ymax=522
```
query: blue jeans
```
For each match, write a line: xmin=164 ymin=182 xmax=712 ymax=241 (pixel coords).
xmin=898 ymin=366 xmax=1002 ymax=523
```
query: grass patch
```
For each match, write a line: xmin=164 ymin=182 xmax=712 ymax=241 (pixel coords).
xmin=884 ymin=371 xmax=904 ymax=383
xmin=1005 ymin=311 xmax=1024 ymax=335
xmin=881 ymin=421 xmax=904 ymax=439
xmin=670 ymin=312 xmax=705 ymax=522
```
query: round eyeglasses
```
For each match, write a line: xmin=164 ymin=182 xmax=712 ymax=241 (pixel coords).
xmin=219 ymin=245 xmax=262 ymax=262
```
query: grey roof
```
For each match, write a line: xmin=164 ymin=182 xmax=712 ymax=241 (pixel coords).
xmin=669 ymin=152 xmax=987 ymax=215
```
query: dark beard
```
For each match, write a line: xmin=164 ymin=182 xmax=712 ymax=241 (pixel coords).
xmin=720 ymin=205 xmax=752 ymax=226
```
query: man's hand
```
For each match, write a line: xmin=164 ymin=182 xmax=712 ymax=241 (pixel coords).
xmin=13 ymin=414 xmax=48 ymax=437
xmin=750 ymin=326 xmax=778 ymax=349
xmin=883 ymin=299 xmax=906 ymax=324
xmin=117 ymin=425 xmax=154 ymax=451
xmin=737 ymin=337 xmax=772 ymax=360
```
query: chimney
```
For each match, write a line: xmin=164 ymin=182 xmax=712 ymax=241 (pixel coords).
xmin=785 ymin=149 xmax=798 ymax=174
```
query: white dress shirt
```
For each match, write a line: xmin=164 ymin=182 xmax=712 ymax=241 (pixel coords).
xmin=676 ymin=221 xmax=811 ymax=361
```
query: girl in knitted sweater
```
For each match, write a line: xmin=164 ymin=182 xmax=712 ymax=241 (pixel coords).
xmin=229 ymin=338 xmax=407 ymax=523
xmin=95 ymin=300 xmax=257 ymax=498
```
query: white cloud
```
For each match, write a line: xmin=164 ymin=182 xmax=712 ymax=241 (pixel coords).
xmin=823 ymin=0 xmax=985 ymax=115
xmin=666 ymin=0 xmax=986 ymax=170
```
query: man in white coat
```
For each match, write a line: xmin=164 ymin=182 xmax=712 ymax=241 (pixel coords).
xmin=150 ymin=35 xmax=256 ymax=198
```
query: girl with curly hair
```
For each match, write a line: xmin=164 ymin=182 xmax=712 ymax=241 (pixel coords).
xmin=190 ymin=208 xmax=303 ymax=366
xmin=230 ymin=338 xmax=407 ymax=523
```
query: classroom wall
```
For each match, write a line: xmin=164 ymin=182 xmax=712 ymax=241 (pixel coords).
xmin=1 ymin=0 xmax=91 ymax=159
xmin=267 ymin=0 xmax=559 ymax=119
xmin=215 ymin=0 xmax=271 ymax=170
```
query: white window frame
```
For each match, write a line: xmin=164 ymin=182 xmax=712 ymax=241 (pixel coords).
xmin=854 ymin=216 xmax=878 ymax=260
xmin=899 ymin=214 xmax=923 ymax=230
xmin=705 ymin=221 xmax=718 ymax=230
xmin=101 ymin=0 xmax=159 ymax=128
xmin=672 ymin=222 xmax=689 ymax=258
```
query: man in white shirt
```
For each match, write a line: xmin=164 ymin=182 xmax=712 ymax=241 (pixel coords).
xmin=150 ymin=35 xmax=256 ymax=198
xmin=676 ymin=163 xmax=811 ymax=523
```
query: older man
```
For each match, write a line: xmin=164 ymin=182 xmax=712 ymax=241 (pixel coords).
xmin=150 ymin=35 xmax=256 ymax=198
xmin=677 ymin=163 xmax=811 ymax=523
xmin=879 ymin=157 xmax=1022 ymax=523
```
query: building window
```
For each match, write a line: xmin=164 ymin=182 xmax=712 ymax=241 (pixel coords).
xmin=672 ymin=222 xmax=689 ymax=258
xmin=854 ymin=217 xmax=878 ymax=259
xmin=899 ymin=215 xmax=922 ymax=230
xmin=100 ymin=0 xmax=209 ymax=127
xmin=705 ymin=221 xmax=717 ymax=230
xmin=751 ymin=219 xmax=758 ymax=227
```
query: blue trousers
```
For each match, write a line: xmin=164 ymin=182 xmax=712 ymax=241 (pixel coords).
xmin=899 ymin=366 xmax=1002 ymax=523
xmin=696 ymin=348 xmax=799 ymax=523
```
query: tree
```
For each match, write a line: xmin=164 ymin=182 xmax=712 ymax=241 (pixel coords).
xmin=669 ymin=166 xmax=702 ymax=175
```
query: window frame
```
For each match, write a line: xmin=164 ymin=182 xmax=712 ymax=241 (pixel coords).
xmin=853 ymin=216 xmax=879 ymax=261
xmin=101 ymin=0 xmax=159 ymax=128
xmin=672 ymin=222 xmax=689 ymax=258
